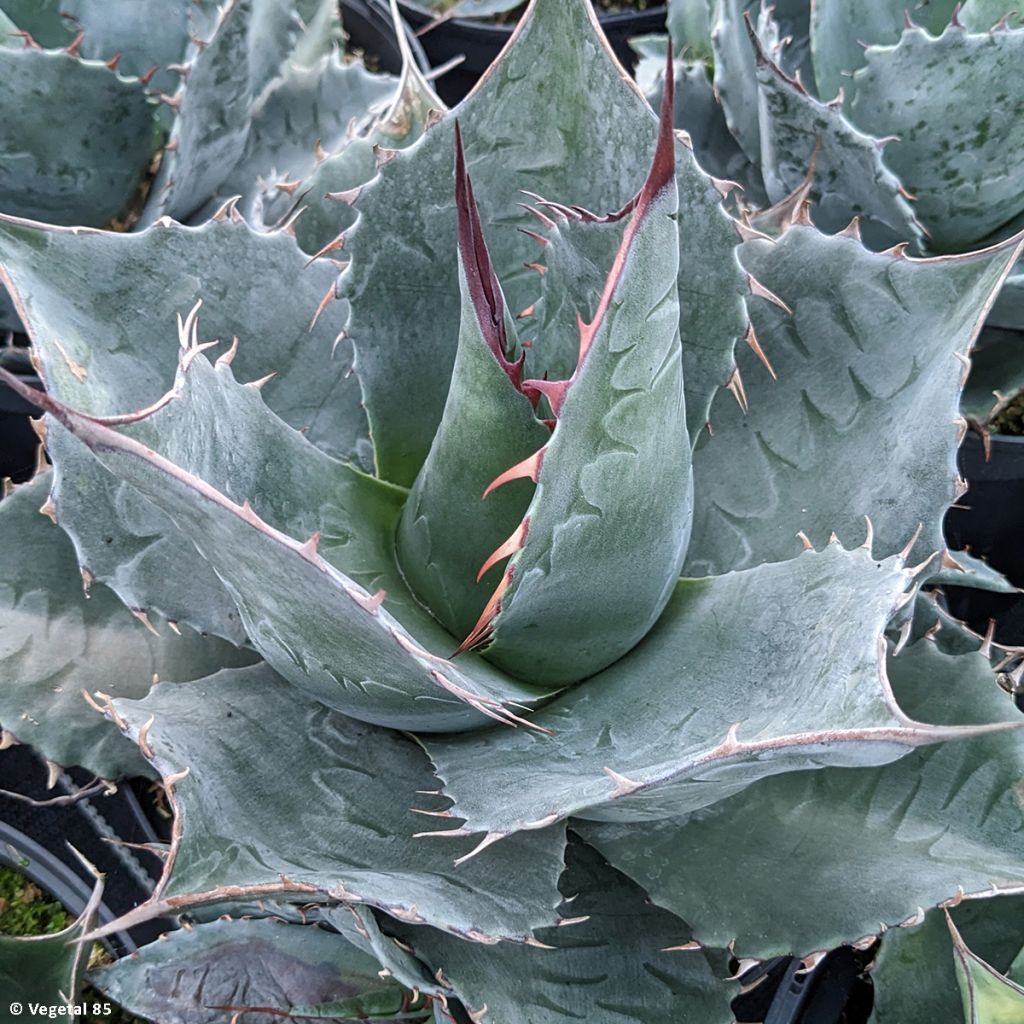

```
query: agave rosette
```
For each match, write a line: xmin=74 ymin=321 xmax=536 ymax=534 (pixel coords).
xmin=0 ymin=1 xmax=1023 ymax=1020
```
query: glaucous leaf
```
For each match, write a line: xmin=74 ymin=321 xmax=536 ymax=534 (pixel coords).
xmin=0 ymin=474 xmax=254 ymax=779
xmin=849 ymin=24 xmax=1024 ymax=253
xmin=86 ymin=665 xmax=567 ymax=944
xmin=388 ymin=838 xmax=735 ymax=1024
xmin=92 ymin=917 xmax=416 ymax=1024
xmin=0 ymin=216 xmax=371 ymax=641
xmin=579 ymin=634 xmax=1024 ymax=958
xmin=686 ymin=226 xmax=1021 ymax=576
xmin=0 ymin=48 xmax=158 ymax=226
xmin=423 ymin=545 xmax=996 ymax=837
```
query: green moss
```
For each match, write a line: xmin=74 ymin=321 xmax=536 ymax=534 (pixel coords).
xmin=0 ymin=867 xmax=146 ymax=1024
xmin=0 ymin=865 xmax=70 ymax=937
xmin=992 ymin=391 xmax=1024 ymax=435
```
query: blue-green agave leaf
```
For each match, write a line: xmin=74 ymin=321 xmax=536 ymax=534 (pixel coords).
xmin=91 ymin=916 xmax=420 ymax=1024
xmin=452 ymin=81 xmax=694 ymax=686
xmin=140 ymin=0 xmax=352 ymax=225
xmin=341 ymin=0 xmax=679 ymax=485
xmin=1 ymin=353 xmax=551 ymax=732
xmin=686 ymin=226 xmax=1022 ymax=576
xmin=849 ymin=23 xmax=1024 ymax=253
xmin=580 ymin=633 xmax=1024 ymax=959
xmin=0 ymin=216 xmax=371 ymax=642
xmin=872 ymin=896 xmax=1024 ymax=1023
xmin=395 ymin=128 xmax=550 ymax=643
xmin=386 ymin=838 xmax=736 ymax=1024
xmin=423 ymin=545 xmax=1004 ymax=838
xmin=810 ymin=0 xmax=958 ymax=104
xmin=0 ymin=47 xmax=159 ymax=226
xmin=0 ymin=863 xmax=103 ymax=1017
xmin=82 ymin=664 xmax=567 ymax=944
xmin=752 ymin=29 xmax=925 ymax=250
xmin=0 ymin=474 xmax=254 ymax=779
xmin=950 ymin=913 xmax=1024 ymax=1023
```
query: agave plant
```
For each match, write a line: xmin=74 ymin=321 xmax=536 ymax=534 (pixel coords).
xmin=1 ymin=1 xmax=1023 ymax=1021
xmin=637 ymin=0 xmax=1024 ymax=437
xmin=0 ymin=0 xmax=419 ymax=333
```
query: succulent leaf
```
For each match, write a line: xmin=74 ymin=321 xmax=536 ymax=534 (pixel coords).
xmin=140 ymin=0 xmax=355 ymax=225
xmin=961 ymin=327 xmax=1024 ymax=425
xmin=849 ymin=23 xmax=1024 ymax=253
xmin=423 ymin=545 xmax=994 ymax=837
xmin=0 ymin=216 xmax=371 ymax=641
xmin=0 ymin=0 xmax=72 ymax=47
xmin=6 ymin=350 xmax=550 ymax=731
xmin=91 ymin=916 xmax=418 ymax=1024
xmin=294 ymin=15 xmax=444 ymax=257
xmin=872 ymin=896 xmax=1024 ymax=1023
xmin=0 ymin=474 xmax=255 ymax=779
xmin=685 ymin=226 xmax=1022 ymax=577
xmin=638 ymin=50 xmax=767 ymax=205
xmin=667 ymin=0 xmax=713 ymax=61
xmin=0 ymin=47 xmax=158 ymax=226
xmin=752 ymin=31 xmax=925 ymax=250
xmin=439 ymin=0 xmax=525 ymax=17
xmin=208 ymin=56 xmax=396 ymax=229
xmin=57 ymin=0 xmax=203 ymax=96
xmin=810 ymin=0 xmax=959 ymax=104
xmin=531 ymin=127 xmax=752 ymax=444
xmin=961 ymin=0 xmax=1024 ymax=31
xmin=709 ymin=0 xmax=763 ymax=165
xmin=395 ymin=131 xmax=550 ymax=642
xmin=388 ymin=838 xmax=736 ymax=1024
xmin=988 ymin=262 xmax=1024 ymax=331
xmin=342 ymin=0 xmax=691 ymax=486
xmin=950 ymin=913 xmax=1024 ymax=1023
xmin=457 ymin=87 xmax=695 ymax=685
xmin=580 ymin=633 xmax=1024 ymax=959
xmin=88 ymin=664 xmax=567 ymax=944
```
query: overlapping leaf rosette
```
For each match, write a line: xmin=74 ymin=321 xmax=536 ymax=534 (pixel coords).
xmin=1 ymin=1 xmax=1023 ymax=1020
xmin=638 ymin=0 xmax=1024 ymax=437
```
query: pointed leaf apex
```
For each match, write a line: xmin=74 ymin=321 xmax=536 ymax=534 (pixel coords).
xmin=455 ymin=126 xmax=524 ymax=391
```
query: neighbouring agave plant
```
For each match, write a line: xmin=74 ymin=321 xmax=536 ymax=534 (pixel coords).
xmin=637 ymin=0 xmax=1024 ymax=437
xmin=0 ymin=0 xmax=427 ymax=331
xmin=0 ymin=1 xmax=1023 ymax=1021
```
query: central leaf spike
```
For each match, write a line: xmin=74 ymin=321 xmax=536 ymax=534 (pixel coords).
xmin=454 ymin=122 xmax=526 ymax=394
xmin=393 ymin=126 xmax=552 ymax=645
xmin=451 ymin=50 xmax=695 ymax=685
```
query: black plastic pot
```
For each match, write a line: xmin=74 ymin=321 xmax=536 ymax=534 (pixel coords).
xmin=943 ymin=433 xmax=1024 ymax=645
xmin=0 ymin=745 xmax=168 ymax=956
xmin=340 ymin=0 xmax=433 ymax=76
xmin=0 ymin=346 xmax=42 ymax=485
xmin=732 ymin=946 xmax=874 ymax=1024
xmin=390 ymin=1 xmax=668 ymax=105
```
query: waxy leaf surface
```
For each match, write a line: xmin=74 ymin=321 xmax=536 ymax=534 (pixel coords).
xmin=0 ymin=217 xmax=370 ymax=641
xmin=686 ymin=226 xmax=1021 ymax=576
xmin=12 ymin=354 xmax=550 ymax=731
xmin=581 ymin=635 xmax=1024 ymax=959
xmin=92 ymin=917 xmax=413 ymax=1024
xmin=390 ymin=839 xmax=735 ymax=1024
xmin=849 ymin=25 xmax=1024 ymax=253
xmin=424 ymin=546 xmax=986 ymax=836
xmin=0 ymin=48 xmax=158 ymax=226
xmin=0 ymin=474 xmax=253 ymax=779
xmin=96 ymin=665 xmax=566 ymax=943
